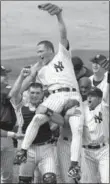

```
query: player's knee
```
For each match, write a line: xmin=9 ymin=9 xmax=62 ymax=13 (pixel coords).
xmin=43 ymin=172 xmax=57 ymax=183
xmin=18 ymin=176 xmax=32 ymax=184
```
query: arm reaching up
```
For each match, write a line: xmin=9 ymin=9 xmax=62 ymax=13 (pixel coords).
xmin=38 ymin=3 xmax=69 ymax=49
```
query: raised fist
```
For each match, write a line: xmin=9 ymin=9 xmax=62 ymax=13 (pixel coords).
xmin=38 ymin=3 xmax=62 ymax=16
xmin=20 ymin=67 xmax=31 ymax=78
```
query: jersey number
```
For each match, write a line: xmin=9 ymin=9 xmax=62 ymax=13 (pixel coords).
xmin=54 ymin=61 xmax=64 ymax=72
xmin=94 ymin=112 xmax=102 ymax=124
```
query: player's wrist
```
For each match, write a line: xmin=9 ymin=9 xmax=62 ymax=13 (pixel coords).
xmin=46 ymin=108 xmax=54 ymax=117
xmin=7 ymin=131 xmax=16 ymax=138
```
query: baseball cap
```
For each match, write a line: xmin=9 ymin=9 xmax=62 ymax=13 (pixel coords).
xmin=90 ymin=54 xmax=107 ymax=64
xmin=87 ymin=87 xmax=103 ymax=98
xmin=1 ymin=65 xmax=11 ymax=76
xmin=71 ymin=57 xmax=83 ymax=71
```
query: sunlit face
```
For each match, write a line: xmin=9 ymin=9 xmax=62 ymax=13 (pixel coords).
xmin=36 ymin=44 xmax=54 ymax=65
xmin=1 ymin=75 xmax=9 ymax=89
xmin=28 ymin=87 xmax=44 ymax=105
xmin=92 ymin=62 xmax=105 ymax=73
xmin=87 ymin=95 xmax=101 ymax=110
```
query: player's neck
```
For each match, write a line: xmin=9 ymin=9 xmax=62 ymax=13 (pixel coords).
xmin=93 ymin=72 xmax=104 ymax=82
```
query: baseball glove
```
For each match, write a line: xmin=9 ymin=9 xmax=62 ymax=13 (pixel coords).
xmin=63 ymin=99 xmax=80 ymax=115
xmin=68 ymin=164 xmax=81 ymax=183
xmin=13 ymin=149 xmax=27 ymax=165
xmin=38 ymin=3 xmax=62 ymax=16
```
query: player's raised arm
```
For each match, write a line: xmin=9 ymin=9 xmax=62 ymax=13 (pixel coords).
xmin=8 ymin=67 xmax=31 ymax=104
xmin=56 ymin=8 xmax=68 ymax=49
xmin=20 ymin=61 xmax=43 ymax=94
xmin=38 ymin=3 xmax=69 ymax=49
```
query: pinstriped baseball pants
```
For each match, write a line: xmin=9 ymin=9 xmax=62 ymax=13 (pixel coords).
xmin=83 ymin=144 xmax=109 ymax=183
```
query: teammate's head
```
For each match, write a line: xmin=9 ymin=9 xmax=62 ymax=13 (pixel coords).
xmin=36 ymin=40 xmax=55 ymax=65
xmin=87 ymin=87 xmax=103 ymax=110
xmin=90 ymin=54 xmax=106 ymax=75
xmin=1 ymin=66 xmax=11 ymax=89
xmin=78 ymin=77 xmax=92 ymax=101
xmin=71 ymin=56 xmax=86 ymax=80
xmin=28 ymin=82 xmax=44 ymax=105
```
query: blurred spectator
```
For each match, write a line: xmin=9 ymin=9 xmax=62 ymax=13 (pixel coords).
xmin=72 ymin=56 xmax=93 ymax=80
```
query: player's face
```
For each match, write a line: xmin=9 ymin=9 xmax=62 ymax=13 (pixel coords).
xmin=36 ymin=44 xmax=54 ymax=65
xmin=79 ymin=82 xmax=91 ymax=97
xmin=87 ymin=95 xmax=100 ymax=110
xmin=28 ymin=87 xmax=44 ymax=105
xmin=1 ymin=75 xmax=9 ymax=89
xmin=92 ymin=62 xmax=104 ymax=73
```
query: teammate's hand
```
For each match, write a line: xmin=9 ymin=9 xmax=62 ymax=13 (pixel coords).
xmin=13 ymin=149 xmax=27 ymax=165
xmin=14 ymin=133 xmax=24 ymax=140
xmin=38 ymin=3 xmax=62 ymax=16
xmin=20 ymin=67 xmax=31 ymax=78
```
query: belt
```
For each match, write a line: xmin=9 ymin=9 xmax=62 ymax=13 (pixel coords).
xmin=50 ymin=87 xmax=76 ymax=94
xmin=35 ymin=139 xmax=52 ymax=146
xmin=83 ymin=143 xmax=106 ymax=149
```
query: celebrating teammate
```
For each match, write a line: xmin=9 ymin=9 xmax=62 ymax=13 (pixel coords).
xmin=0 ymin=66 xmax=24 ymax=183
xmin=14 ymin=3 xmax=84 ymax=181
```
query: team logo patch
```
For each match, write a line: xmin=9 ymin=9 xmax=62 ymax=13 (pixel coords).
xmin=54 ymin=61 xmax=64 ymax=72
xmin=94 ymin=112 xmax=102 ymax=124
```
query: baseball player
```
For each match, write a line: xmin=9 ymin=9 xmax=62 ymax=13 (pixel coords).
xmin=89 ymin=54 xmax=108 ymax=91
xmin=0 ymin=66 xmax=24 ymax=183
xmin=12 ymin=67 xmax=64 ymax=184
xmin=63 ymin=68 xmax=109 ymax=183
xmin=14 ymin=3 xmax=83 ymax=180
xmin=82 ymin=84 xmax=109 ymax=183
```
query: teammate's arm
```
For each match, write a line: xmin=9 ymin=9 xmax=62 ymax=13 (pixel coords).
xmin=20 ymin=62 xmax=43 ymax=94
xmin=0 ymin=129 xmax=24 ymax=139
xmin=8 ymin=67 xmax=31 ymax=105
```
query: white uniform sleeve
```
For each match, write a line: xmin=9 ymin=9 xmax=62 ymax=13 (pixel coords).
xmin=58 ymin=42 xmax=71 ymax=60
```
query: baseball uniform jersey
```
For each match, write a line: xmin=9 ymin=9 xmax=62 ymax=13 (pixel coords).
xmin=21 ymin=43 xmax=83 ymax=165
xmin=82 ymin=88 xmax=109 ymax=183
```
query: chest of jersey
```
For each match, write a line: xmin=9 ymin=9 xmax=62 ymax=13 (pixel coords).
xmin=85 ymin=104 xmax=102 ymax=127
xmin=38 ymin=51 xmax=77 ymax=88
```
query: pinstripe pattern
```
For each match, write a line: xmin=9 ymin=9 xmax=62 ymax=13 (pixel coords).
xmin=83 ymin=144 xmax=109 ymax=183
xmin=1 ymin=147 xmax=14 ymax=183
xmin=83 ymin=91 xmax=109 ymax=183
xmin=19 ymin=144 xmax=56 ymax=177
xmin=57 ymin=137 xmax=74 ymax=183
xmin=38 ymin=43 xmax=79 ymax=92
xmin=84 ymin=102 xmax=109 ymax=145
xmin=21 ymin=91 xmax=83 ymax=164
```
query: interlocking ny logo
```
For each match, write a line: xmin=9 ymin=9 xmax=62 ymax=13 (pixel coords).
xmin=94 ymin=112 xmax=102 ymax=124
xmin=54 ymin=61 xmax=64 ymax=72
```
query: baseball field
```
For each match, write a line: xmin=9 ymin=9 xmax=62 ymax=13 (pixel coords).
xmin=1 ymin=1 xmax=109 ymax=183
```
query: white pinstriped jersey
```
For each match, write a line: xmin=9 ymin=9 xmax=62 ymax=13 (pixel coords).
xmin=83 ymin=100 xmax=109 ymax=145
xmin=38 ymin=43 xmax=79 ymax=91
xmin=89 ymin=72 xmax=107 ymax=91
